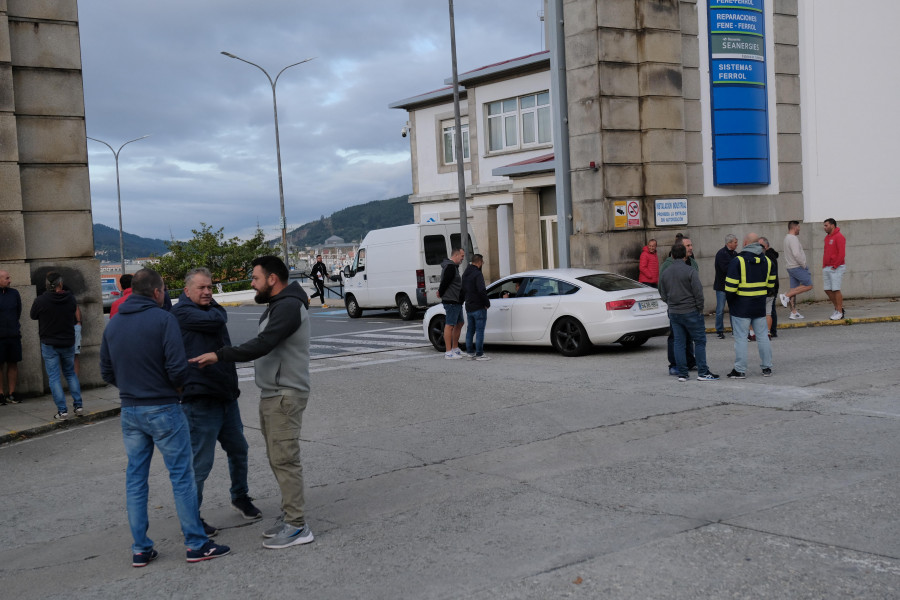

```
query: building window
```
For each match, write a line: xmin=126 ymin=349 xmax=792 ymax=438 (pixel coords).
xmin=487 ymin=91 xmax=551 ymax=152
xmin=442 ymin=122 xmax=469 ymax=165
xmin=521 ymin=92 xmax=551 ymax=146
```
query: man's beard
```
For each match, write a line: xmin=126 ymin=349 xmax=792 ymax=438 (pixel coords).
xmin=254 ymin=283 xmax=272 ymax=304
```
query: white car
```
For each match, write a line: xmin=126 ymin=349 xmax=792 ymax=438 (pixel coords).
xmin=423 ymin=268 xmax=670 ymax=357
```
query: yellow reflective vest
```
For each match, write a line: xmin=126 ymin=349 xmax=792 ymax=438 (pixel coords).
xmin=724 ymin=253 xmax=775 ymax=317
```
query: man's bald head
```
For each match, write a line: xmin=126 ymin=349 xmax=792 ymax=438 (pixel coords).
xmin=0 ymin=270 xmax=9 ymax=288
xmin=743 ymin=232 xmax=759 ymax=246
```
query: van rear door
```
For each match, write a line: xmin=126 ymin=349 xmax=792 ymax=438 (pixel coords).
xmin=422 ymin=231 xmax=448 ymax=305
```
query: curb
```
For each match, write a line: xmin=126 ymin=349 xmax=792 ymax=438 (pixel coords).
xmin=705 ymin=314 xmax=900 ymax=335
xmin=0 ymin=406 xmax=122 ymax=446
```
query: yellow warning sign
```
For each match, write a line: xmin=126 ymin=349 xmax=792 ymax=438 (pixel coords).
xmin=614 ymin=200 xmax=627 ymax=228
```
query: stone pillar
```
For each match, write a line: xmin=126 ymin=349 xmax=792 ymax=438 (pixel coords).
xmin=512 ymin=190 xmax=542 ymax=272
xmin=1 ymin=0 xmax=103 ymax=394
xmin=470 ymin=204 xmax=500 ymax=284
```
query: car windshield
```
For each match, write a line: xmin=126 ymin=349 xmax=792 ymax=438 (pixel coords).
xmin=577 ymin=273 xmax=646 ymax=292
xmin=102 ymin=282 xmax=118 ymax=292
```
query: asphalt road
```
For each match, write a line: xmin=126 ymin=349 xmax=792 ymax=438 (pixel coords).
xmin=3 ymin=322 xmax=899 ymax=599
xmin=225 ymin=304 xmax=417 ymax=349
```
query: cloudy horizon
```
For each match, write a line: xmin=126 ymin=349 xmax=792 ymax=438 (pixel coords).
xmin=80 ymin=1 xmax=546 ymax=242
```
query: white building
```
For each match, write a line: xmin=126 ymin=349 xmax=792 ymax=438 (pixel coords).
xmin=390 ymin=51 xmax=558 ymax=282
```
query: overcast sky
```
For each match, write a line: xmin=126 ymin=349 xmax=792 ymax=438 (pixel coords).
xmin=79 ymin=0 xmax=546 ymax=242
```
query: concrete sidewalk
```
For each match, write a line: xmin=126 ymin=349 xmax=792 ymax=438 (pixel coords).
xmin=2 ymin=296 xmax=898 ymax=445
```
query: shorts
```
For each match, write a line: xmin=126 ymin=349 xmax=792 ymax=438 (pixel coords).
xmin=765 ymin=296 xmax=775 ymax=313
xmin=74 ymin=323 xmax=82 ymax=355
xmin=443 ymin=303 xmax=464 ymax=326
xmin=822 ymin=264 xmax=846 ymax=291
xmin=787 ymin=266 xmax=812 ymax=288
xmin=0 ymin=336 xmax=22 ymax=363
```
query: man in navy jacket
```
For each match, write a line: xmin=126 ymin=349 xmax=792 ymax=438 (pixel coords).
xmin=101 ymin=268 xmax=229 ymax=566
xmin=0 ymin=270 xmax=21 ymax=405
xmin=171 ymin=267 xmax=262 ymax=536
xmin=461 ymin=254 xmax=491 ymax=360
xmin=725 ymin=233 xmax=776 ymax=379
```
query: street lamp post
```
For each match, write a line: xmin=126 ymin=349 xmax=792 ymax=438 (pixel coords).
xmin=221 ymin=51 xmax=315 ymax=269
xmin=86 ymin=135 xmax=151 ymax=277
xmin=448 ymin=0 xmax=469 ymax=258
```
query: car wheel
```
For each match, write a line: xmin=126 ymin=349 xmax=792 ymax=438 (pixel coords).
xmin=345 ymin=294 xmax=363 ymax=318
xmin=619 ymin=335 xmax=648 ymax=348
xmin=397 ymin=294 xmax=415 ymax=321
xmin=551 ymin=317 xmax=591 ymax=357
xmin=428 ymin=314 xmax=446 ymax=352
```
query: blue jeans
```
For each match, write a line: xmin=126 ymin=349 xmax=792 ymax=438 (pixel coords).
xmin=715 ymin=290 xmax=732 ymax=334
xmin=182 ymin=398 xmax=250 ymax=508
xmin=667 ymin=330 xmax=695 ymax=369
xmin=40 ymin=343 xmax=82 ymax=413
xmin=465 ymin=309 xmax=487 ymax=356
xmin=731 ymin=316 xmax=773 ymax=373
xmin=668 ymin=312 xmax=709 ymax=376
xmin=121 ymin=404 xmax=208 ymax=553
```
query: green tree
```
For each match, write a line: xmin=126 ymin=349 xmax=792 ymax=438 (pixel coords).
xmin=154 ymin=223 xmax=273 ymax=291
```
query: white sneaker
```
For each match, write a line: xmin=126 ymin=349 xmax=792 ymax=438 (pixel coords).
xmin=789 ymin=312 xmax=804 ymax=320
xmin=829 ymin=311 xmax=842 ymax=320
xmin=444 ymin=351 xmax=463 ymax=359
xmin=474 ymin=355 xmax=492 ymax=361
xmin=452 ymin=348 xmax=463 ymax=356
xmin=779 ymin=293 xmax=789 ymax=308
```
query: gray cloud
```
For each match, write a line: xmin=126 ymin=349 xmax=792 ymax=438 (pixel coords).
xmin=80 ymin=0 xmax=545 ymax=241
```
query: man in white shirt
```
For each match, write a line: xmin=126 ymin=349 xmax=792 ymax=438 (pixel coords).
xmin=779 ymin=220 xmax=813 ymax=319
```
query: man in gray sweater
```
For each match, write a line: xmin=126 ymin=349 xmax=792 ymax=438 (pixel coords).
xmin=658 ymin=245 xmax=719 ymax=382
xmin=190 ymin=255 xmax=315 ymax=550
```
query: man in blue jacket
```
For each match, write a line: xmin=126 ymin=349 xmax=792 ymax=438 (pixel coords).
xmin=725 ymin=233 xmax=776 ymax=379
xmin=171 ymin=267 xmax=262 ymax=538
xmin=101 ymin=268 xmax=229 ymax=566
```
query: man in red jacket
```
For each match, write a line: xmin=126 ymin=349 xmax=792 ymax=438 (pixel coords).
xmin=110 ymin=274 xmax=133 ymax=318
xmin=638 ymin=239 xmax=659 ymax=288
xmin=823 ymin=218 xmax=846 ymax=320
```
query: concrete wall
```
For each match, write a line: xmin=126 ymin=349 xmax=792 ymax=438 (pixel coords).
xmin=0 ymin=0 xmax=101 ymax=395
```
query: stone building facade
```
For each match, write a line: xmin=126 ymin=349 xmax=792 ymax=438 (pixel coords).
xmin=562 ymin=0 xmax=900 ymax=303
xmin=0 ymin=0 xmax=101 ymax=394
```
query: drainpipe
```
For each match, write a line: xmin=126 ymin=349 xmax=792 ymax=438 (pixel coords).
xmin=548 ymin=0 xmax=572 ymax=267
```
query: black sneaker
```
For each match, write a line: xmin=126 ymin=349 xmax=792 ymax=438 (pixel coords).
xmin=716 ymin=332 xmax=725 ymax=339
xmin=186 ymin=540 xmax=230 ymax=563
xmin=762 ymin=368 xmax=773 ymax=377
xmin=201 ymin=518 xmax=218 ymax=537
xmin=0 ymin=396 xmax=6 ymax=406
xmin=53 ymin=411 xmax=68 ymax=420
xmin=697 ymin=372 xmax=720 ymax=381
xmin=231 ymin=496 xmax=262 ymax=520
xmin=132 ymin=548 xmax=158 ymax=567
xmin=726 ymin=369 xmax=746 ymax=379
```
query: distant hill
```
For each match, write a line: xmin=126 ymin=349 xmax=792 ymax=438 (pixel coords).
xmin=93 ymin=223 xmax=169 ymax=259
xmin=284 ymin=194 xmax=414 ymax=246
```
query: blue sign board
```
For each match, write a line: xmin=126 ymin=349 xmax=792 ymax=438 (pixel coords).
xmin=708 ymin=0 xmax=770 ymax=185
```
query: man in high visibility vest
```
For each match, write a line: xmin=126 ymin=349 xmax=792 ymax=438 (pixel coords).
xmin=724 ymin=233 xmax=776 ymax=379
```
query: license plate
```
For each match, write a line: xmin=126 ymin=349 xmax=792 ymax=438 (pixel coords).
xmin=638 ymin=299 xmax=658 ymax=311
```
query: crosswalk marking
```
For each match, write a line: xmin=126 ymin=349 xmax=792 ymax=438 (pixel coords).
xmin=236 ymin=325 xmax=433 ymax=380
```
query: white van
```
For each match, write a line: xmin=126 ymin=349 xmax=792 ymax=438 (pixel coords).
xmin=342 ymin=223 xmax=476 ymax=320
